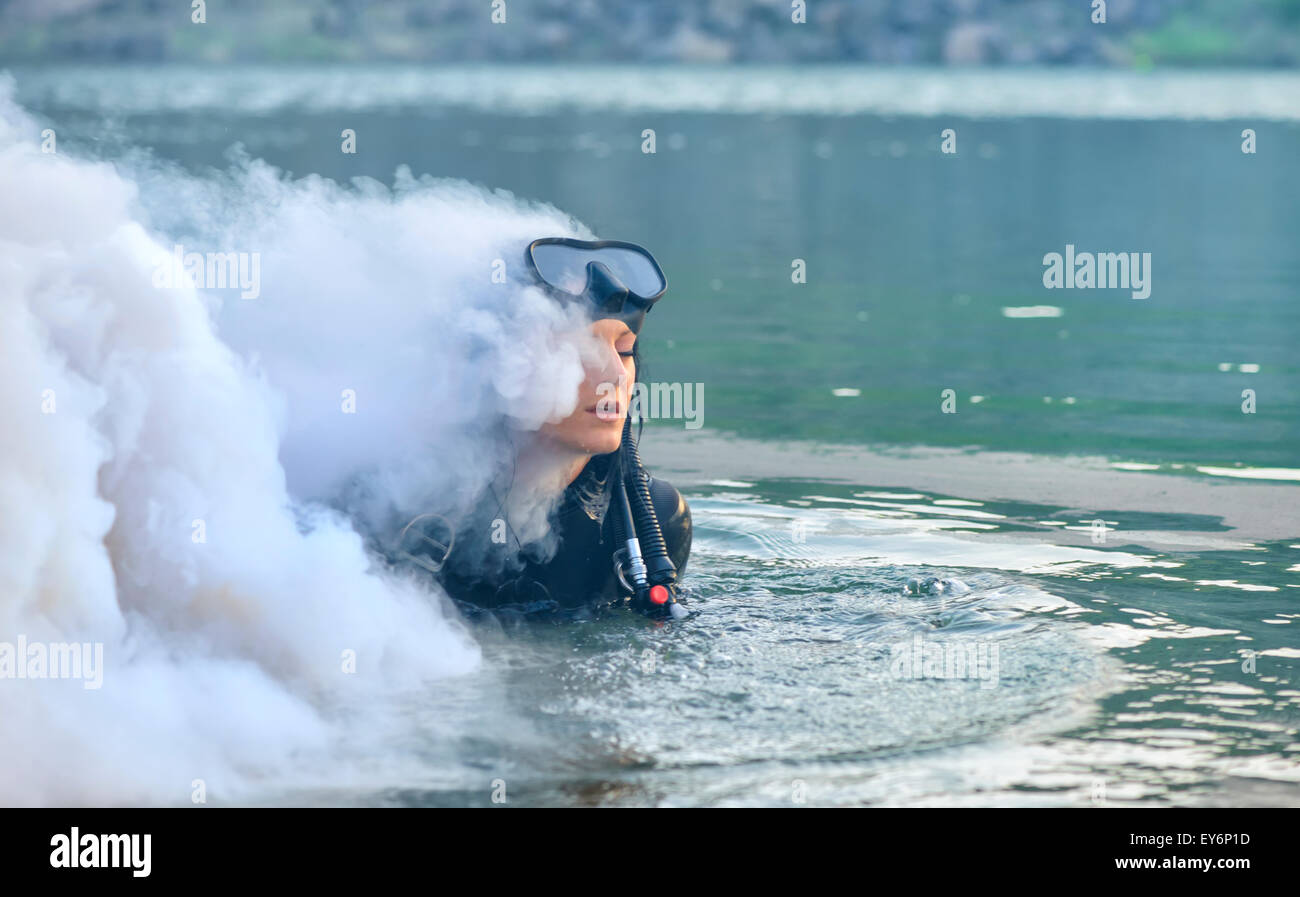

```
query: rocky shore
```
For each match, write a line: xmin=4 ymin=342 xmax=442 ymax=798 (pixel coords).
xmin=1 ymin=0 xmax=1296 ymax=67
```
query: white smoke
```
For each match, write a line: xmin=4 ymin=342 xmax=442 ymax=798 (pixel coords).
xmin=0 ymin=82 xmax=595 ymax=805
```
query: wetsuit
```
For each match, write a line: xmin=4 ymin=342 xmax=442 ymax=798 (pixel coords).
xmin=435 ymin=452 xmax=692 ymax=612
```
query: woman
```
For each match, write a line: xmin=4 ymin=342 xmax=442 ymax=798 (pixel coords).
xmin=411 ymin=238 xmax=692 ymax=618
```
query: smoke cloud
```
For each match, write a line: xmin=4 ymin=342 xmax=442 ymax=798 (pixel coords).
xmin=0 ymin=82 xmax=595 ymax=804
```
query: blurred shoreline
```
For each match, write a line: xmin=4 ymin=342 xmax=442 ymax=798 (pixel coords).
xmin=1 ymin=0 xmax=1297 ymax=69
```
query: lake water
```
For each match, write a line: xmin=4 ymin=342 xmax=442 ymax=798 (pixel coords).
xmin=10 ymin=64 xmax=1299 ymax=806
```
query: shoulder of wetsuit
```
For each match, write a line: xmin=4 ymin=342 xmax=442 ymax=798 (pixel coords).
xmin=645 ymin=475 xmax=692 ymax=577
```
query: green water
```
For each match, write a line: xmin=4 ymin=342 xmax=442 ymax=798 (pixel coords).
xmin=14 ymin=64 xmax=1298 ymax=805
xmin=292 ymin=481 xmax=1300 ymax=807
xmin=19 ymin=65 xmax=1298 ymax=465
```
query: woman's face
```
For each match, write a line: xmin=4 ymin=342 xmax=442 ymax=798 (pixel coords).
xmin=541 ymin=318 xmax=636 ymax=456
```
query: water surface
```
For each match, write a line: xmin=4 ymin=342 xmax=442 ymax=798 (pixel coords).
xmin=12 ymin=64 xmax=1297 ymax=805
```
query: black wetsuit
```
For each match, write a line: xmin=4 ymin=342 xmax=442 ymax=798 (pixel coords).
xmin=435 ymin=453 xmax=692 ymax=612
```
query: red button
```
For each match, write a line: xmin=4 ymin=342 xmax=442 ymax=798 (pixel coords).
xmin=649 ymin=585 xmax=670 ymax=605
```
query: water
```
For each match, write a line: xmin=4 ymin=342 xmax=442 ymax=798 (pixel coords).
xmin=16 ymin=64 xmax=1299 ymax=464
xmin=278 ymin=478 xmax=1300 ymax=807
xmin=9 ymin=64 xmax=1299 ymax=806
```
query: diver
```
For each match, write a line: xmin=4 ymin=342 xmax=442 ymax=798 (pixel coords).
xmin=396 ymin=238 xmax=692 ymax=620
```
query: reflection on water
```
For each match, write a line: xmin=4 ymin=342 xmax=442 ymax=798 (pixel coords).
xmin=13 ymin=65 xmax=1300 ymax=120
xmin=272 ymin=478 xmax=1299 ymax=807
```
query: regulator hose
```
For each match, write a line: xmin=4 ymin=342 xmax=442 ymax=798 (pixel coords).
xmin=619 ymin=416 xmax=680 ymax=613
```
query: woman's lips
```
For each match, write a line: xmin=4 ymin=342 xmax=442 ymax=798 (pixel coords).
xmin=588 ymin=402 xmax=622 ymax=421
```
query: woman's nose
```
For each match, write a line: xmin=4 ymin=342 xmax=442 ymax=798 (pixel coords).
xmin=588 ymin=343 xmax=625 ymax=383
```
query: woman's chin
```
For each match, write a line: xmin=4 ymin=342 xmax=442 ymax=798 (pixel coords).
xmin=581 ymin=420 xmax=625 ymax=454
